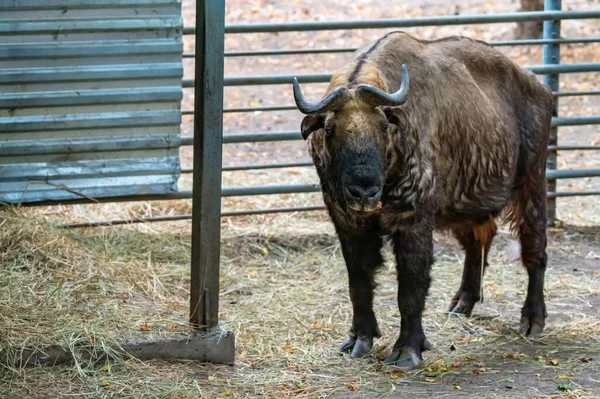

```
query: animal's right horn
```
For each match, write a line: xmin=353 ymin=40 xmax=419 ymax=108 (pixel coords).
xmin=355 ymin=64 xmax=410 ymax=107
xmin=293 ymin=77 xmax=349 ymax=115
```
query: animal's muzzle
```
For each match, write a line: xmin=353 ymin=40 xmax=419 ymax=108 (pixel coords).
xmin=344 ymin=182 xmax=383 ymax=212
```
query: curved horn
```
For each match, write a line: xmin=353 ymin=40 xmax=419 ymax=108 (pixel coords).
xmin=292 ymin=77 xmax=349 ymax=115
xmin=355 ymin=64 xmax=410 ymax=107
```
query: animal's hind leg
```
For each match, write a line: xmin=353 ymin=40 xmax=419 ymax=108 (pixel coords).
xmin=449 ymin=219 xmax=497 ymax=316
xmin=515 ymin=183 xmax=548 ymax=337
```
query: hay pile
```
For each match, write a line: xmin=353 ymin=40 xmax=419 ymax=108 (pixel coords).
xmin=1 ymin=206 xmax=599 ymax=398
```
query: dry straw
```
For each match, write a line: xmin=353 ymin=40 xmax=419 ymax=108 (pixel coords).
xmin=1 ymin=197 xmax=599 ymax=398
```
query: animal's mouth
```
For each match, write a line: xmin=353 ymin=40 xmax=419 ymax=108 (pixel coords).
xmin=346 ymin=201 xmax=383 ymax=215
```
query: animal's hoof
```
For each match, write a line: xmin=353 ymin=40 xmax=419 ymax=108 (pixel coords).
xmin=518 ymin=319 xmax=544 ymax=337
xmin=519 ymin=300 xmax=546 ymax=337
xmin=423 ymin=338 xmax=432 ymax=351
xmin=449 ymin=302 xmax=473 ymax=316
xmin=384 ymin=348 xmax=422 ymax=370
xmin=351 ymin=336 xmax=373 ymax=358
xmin=448 ymin=290 xmax=477 ymax=316
xmin=339 ymin=333 xmax=356 ymax=353
xmin=338 ymin=334 xmax=373 ymax=357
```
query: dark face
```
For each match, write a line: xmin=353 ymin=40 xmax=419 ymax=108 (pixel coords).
xmin=303 ymin=102 xmax=394 ymax=214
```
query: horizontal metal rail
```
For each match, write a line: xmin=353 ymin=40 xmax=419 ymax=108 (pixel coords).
xmin=182 ymin=161 xmax=314 ymax=173
xmin=180 ymin=132 xmax=298 ymax=145
xmin=223 ymin=184 xmax=320 ymax=196
xmin=183 ymin=10 xmax=600 ymax=34
xmin=546 ymin=168 xmax=600 ymax=179
xmin=552 ymin=116 xmax=600 ymax=127
xmin=181 ymin=149 xmax=599 ymax=173
xmin=547 ymin=191 xmax=600 ymax=198
xmin=553 ymin=90 xmax=600 ymax=97
xmin=178 ymin=116 xmax=600 ymax=146
xmin=58 ymin=205 xmax=327 ymax=228
xmin=57 ymin=187 xmax=600 ymax=227
xmin=184 ymin=104 xmax=299 ymax=115
xmin=549 ymin=145 xmax=600 ymax=151
xmin=18 ymin=169 xmax=598 ymax=207
xmin=22 ymin=166 xmax=599 ymax=207
xmin=182 ymin=63 xmax=600 ymax=87
xmin=182 ymin=37 xmax=600 ymax=58
xmin=18 ymin=184 xmax=322 ymax=206
xmin=180 ymin=91 xmax=600 ymax=115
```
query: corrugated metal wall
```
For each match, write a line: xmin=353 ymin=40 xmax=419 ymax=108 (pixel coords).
xmin=0 ymin=0 xmax=183 ymax=203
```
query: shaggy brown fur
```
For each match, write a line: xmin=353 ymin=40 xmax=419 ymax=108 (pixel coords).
xmin=295 ymin=31 xmax=553 ymax=369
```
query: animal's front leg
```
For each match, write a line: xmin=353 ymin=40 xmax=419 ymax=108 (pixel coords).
xmin=385 ymin=221 xmax=434 ymax=369
xmin=337 ymin=226 xmax=384 ymax=358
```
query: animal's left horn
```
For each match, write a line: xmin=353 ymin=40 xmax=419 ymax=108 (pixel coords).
xmin=292 ymin=77 xmax=349 ymax=115
xmin=355 ymin=64 xmax=410 ymax=106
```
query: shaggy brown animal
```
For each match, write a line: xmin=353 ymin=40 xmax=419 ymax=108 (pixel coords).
xmin=292 ymin=31 xmax=553 ymax=369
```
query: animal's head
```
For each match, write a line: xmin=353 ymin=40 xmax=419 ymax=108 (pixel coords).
xmin=293 ymin=65 xmax=409 ymax=214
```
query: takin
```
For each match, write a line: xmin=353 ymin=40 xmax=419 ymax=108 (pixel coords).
xmin=292 ymin=31 xmax=553 ymax=369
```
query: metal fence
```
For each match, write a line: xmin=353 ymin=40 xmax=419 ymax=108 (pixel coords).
xmin=51 ymin=4 xmax=600 ymax=229
xmin=0 ymin=0 xmax=184 ymax=204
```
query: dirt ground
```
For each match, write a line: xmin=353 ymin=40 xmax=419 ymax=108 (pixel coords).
xmin=1 ymin=210 xmax=599 ymax=398
xmin=1 ymin=0 xmax=600 ymax=398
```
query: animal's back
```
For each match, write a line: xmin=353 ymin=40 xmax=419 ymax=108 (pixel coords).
xmin=360 ymin=32 xmax=552 ymax=226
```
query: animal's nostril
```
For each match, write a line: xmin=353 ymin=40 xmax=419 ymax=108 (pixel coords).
xmin=365 ymin=185 xmax=381 ymax=199
xmin=346 ymin=184 xmax=381 ymax=200
xmin=347 ymin=185 xmax=365 ymax=199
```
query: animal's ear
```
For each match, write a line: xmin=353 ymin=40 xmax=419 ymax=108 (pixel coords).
xmin=381 ymin=106 xmax=402 ymax=126
xmin=301 ymin=115 xmax=325 ymax=140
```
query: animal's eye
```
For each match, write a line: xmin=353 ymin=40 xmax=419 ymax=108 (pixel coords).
xmin=382 ymin=122 xmax=389 ymax=131
xmin=324 ymin=127 xmax=333 ymax=137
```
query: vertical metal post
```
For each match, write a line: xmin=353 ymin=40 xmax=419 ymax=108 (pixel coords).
xmin=190 ymin=0 xmax=225 ymax=329
xmin=543 ymin=0 xmax=561 ymax=225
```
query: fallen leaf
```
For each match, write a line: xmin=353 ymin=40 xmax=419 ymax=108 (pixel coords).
xmin=454 ymin=385 xmax=462 ymax=390
xmin=550 ymin=358 xmax=560 ymax=366
xmin=346 ymin=383 xmax=358 ymax=391
xmin=558 ymin=375 xmax=567 ymax=379
xmin=220 ymin=393 xmax=230 ymax=397
xmin=312 ymin=321 xmax=319 ymax=328
xmin=451 ymin=361 xmax=462 ymax=368
xmin=208 ymin=376 xmax=217 ymax=381
xmin=139 ymin=321 xmax=151 ymax=331
xmin=503 ymin=352 xmax=524 ymax=359
xmin=100 ymin=380 xmax=111 ymax=387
